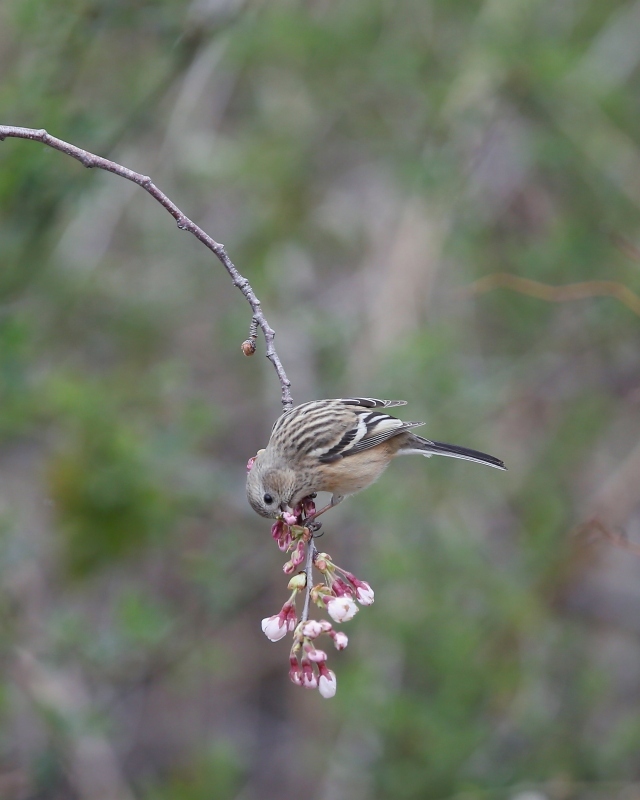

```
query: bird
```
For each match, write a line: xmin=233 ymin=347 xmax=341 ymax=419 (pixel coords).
xmin=246 ymin=397 xmax=506 ymax=520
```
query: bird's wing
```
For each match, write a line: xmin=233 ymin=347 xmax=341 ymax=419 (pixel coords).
xmin=337 ymin=398 xmax=407 ymax=409
xmin=270 ymin=398 xmax=406 ymax=435
xmin=313 ymin=406 xmax=425 ymax=463
xmin=269 ymin=398 xmax=419 ymax=462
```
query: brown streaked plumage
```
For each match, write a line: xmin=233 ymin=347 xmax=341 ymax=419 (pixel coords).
xmin=246 ymin=398 xmax=506 ymax=519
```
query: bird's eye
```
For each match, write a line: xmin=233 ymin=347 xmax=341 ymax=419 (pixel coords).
xmin=263 ymin=493 xmax=274 ymax=505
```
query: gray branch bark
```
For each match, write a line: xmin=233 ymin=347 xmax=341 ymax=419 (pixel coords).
xmin=0 ymin=124 xmax=293 ymax=410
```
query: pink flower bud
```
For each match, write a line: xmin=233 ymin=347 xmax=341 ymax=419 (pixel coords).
xmin=303 ymin=496 xmax=316 ymax=516
xmin=302 ymin=620 xmax=323 ymax=638
xmin=315 ymin=552 xmax=332 ymax=570
xmin=318 ymin=666 xmax=337 ymax=699
xmin=332 ymin=631 xmax=348 ymax=650
xmin=282 ymin=511 xmax=298 ymax=526
xmin=303 ymin=673 xmax=318 ymax=689
xmin=307 ymin=648 xmax=327 ymax=663
xmin=284 ymin=605 xmax=298 ymax=631
xmin=271 ymin=520 xmax=284 ymax=540
xmin=332 ymin=578 xmax=354 ymax=598
xmin=319 ymin=619 xmax=333 ymax=632
xmin=291 ymin=541 xmax=305 ymax=567
xmin=342 ymin=572 xmax=375 ymax=605
xmin=277 ymin=532 xmax=292 ymax=552
xmin=282 ymin=560 xmax=295 ymax=575
xmin=261 ymin=615 xmax=287 ymax=642
xmin=301 ymin=659 xmax=318 ymax=689
xmin=355 ymin=584 xmax=374 ymax=605
xmin=326 ymin=597 xmax=358 ymax=623
xmin=289 ymin=655 xmax=303 ymax=685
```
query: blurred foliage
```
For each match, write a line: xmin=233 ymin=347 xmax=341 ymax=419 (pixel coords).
xmin=2 ymin=0 xmax=640 ymax=799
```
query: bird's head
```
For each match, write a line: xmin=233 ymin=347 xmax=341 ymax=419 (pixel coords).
xmin=246 ymin=451 xmax=297 ymax=519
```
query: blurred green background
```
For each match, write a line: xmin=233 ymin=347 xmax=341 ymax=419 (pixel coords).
xmin=2 ymin=1 xmax=640 ymax=798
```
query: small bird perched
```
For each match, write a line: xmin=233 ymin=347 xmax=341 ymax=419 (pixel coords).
xmin=246 ymin=397 xmax=506 ymax=520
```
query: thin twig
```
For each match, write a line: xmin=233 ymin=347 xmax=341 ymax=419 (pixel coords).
xmin=466 ymin=271 xmax=640 ymax=317
xmin=610 ymin=232 xmax=640 ymax=262
xmin=575 ymin=517 xmax=640 ymax=558
xmin=0 ymin=125 xmax=293 ymax=410
xmin=301 ymin=541 xmax=317 ymax=623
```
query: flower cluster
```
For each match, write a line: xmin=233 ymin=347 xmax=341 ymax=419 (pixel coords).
xmin=259 ymin=497 xmax=374 ymax=699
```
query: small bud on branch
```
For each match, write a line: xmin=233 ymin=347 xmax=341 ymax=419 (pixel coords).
xmin=0 ymin=125 xmax=293 ymax=410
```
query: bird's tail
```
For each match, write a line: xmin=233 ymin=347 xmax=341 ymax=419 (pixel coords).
xmin=399 ymin=434 xmax=506 ymax=470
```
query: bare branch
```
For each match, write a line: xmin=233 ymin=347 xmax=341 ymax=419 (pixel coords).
xmin=0 ymin=125 xmax=293 ymax=410
xmin=575 ymin=517 xmax=640 ymax=558
xmin=301 ymin=540 xmax=318 ymax=623
xmin=465 ymin=271 xmax=640 ymax=317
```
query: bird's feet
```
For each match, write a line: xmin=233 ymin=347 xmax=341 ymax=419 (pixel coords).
xmin=306 ymin=519 xmax=323 ymax=536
